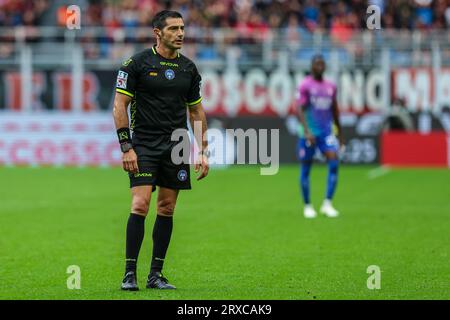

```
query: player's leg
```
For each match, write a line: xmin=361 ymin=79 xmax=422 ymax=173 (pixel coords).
xmin=324 ymin=151 xmax=339 ymax=203
xmin=121 ymin=185 xmax=153 ymax=290
xmin=318 ymin=135 xmax=340 ymax=217
xmin=297 ymin=138 xmax=317 ymax=218
xmin=152 ymin=187 xmax=178 ymax=273
xmin=146 ymin=149 xmax=190 ymax=289
xmin=121 ymin=151 xmax=158 ymax=291
xmin=127 ymin=185 xmax=152 ymax=270
xmin=146 ymin=187 xmax=178 ymax=289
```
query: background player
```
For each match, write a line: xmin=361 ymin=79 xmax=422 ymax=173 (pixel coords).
xmin=296 ymin=55 xmax=344 ymax=219
xmin=113 ymin=10 xmax=209 ymax=290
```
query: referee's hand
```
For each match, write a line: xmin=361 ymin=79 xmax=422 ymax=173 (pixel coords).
xmin=195 ymin=154 xmax=209 ymax=181
xmin=122 ymin=149 xmax=139 ymax=174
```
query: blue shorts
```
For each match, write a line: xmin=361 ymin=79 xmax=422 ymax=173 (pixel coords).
xmin=297 ymin=134 xmax=339 ymax=161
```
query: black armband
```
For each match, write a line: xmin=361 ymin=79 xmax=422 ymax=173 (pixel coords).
xmin=117 ymin=127 xmax=131 ymax=144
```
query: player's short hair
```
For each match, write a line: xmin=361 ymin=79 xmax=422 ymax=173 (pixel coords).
xmin=151 ymin=10 xmax=183 ymax=29
xmin=311 ymin=54 xmax=324 ymax=63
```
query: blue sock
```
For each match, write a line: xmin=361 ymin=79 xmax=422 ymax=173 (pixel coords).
xmin=300 ymin=161 xmax=312 ymax=204
xmin=326 ymin=159 xmax=339 ymax=200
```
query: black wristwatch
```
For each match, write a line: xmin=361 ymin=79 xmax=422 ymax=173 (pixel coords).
xmin=120 ymin=142 xmax=133 ymax=153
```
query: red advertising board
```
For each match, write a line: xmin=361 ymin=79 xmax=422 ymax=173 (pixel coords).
xmin=381 ymin=132 xmax=449 ymax=167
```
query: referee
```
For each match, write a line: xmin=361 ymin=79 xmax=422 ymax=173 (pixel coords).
xmin=113 ymin=10 xmax=209 ymax=290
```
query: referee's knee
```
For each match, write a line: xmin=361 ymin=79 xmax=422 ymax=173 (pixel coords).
xmin=131 ymin=196 xmax=150 ymax=215
xmin=157 ymin=199 xmax=175 ymax=217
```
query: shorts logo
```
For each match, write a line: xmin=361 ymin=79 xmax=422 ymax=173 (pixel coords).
xmin=325 ymin=135 xmax=338 ymax=147
xmin=116 ymin=71 xmax=128 ymax=89
xmin=165 ymin=69 xmax=175 ymax=80
xmin=134 ymin=172 xmax=152 ymax=178
xmin=177 ymin=169 xmax=187 ymax=181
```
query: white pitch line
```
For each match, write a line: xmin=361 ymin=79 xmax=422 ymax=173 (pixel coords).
xmin=368 ymin=166 xmax=391 ymax=180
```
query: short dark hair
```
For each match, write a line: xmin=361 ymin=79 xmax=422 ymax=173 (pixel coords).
xmin=311 ymin=54 xmax=324 ymax=63
xmin=151 ymin=10 xmax=183 ymax=29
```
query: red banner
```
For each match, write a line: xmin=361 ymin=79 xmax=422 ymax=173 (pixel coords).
xmin=381 ymin=132 xmax=449 ymax=167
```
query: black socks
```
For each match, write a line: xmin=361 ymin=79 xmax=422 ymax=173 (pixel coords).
xmin=125 ymin=213 xmax=174 ymax=275
xmin=125 ymin=213 xmax=146 ymax=274
xmin=150 ymin=215 xmax=173 ymax=273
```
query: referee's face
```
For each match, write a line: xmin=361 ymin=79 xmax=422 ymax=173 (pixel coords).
xmin=158 ymin=17 xmax=185 ymax=50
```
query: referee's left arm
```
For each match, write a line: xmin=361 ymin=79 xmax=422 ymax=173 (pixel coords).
xmin=188 ymin=101 xmax=209 ymax=180
xmin=187 ymin=65 xmax=209 ymax=180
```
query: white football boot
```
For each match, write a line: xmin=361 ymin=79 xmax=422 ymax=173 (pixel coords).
xmin=303 ymin=204 xmax=317 ymax=219
xmin=320 ymin=199 xmax=339 ymax=218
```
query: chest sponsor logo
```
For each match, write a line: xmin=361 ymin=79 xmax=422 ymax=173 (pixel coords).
xmin=165 ymin=69 xmax=175 ymax=80
xmin=311 ymin=95 xmax=332 ymax=110
xmin=160 ymin=61 xmax=179 ymax=67
xmin=116 ymin=71 xmax=128 ymax=89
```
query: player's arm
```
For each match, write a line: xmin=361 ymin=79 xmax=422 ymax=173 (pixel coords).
xmin=296 ymin=83 xmax=315 ymax=145
xmin=297 ymin=105 xmax=315 ymax=144
xmin=113 ymin=93 xmax=138 ymax=174
xmin=186 ymin=64 xmax=208 ymax=180
xmin=113 ymin=58 xmax=139 ymax=174
xmin=188 ymin=102 xmax=209 ymax=180
xmin=331 ymin=90 xmax=344 ymax=147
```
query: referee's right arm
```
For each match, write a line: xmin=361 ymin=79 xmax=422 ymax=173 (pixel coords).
xmin=113 ymin=92 xmax=139 ymax=174
xmin=113 ymin=58 xmax=139 ymax=174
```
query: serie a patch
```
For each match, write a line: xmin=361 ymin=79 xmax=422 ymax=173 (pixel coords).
xmin=116 ymin=71 xmax=128 ymax=89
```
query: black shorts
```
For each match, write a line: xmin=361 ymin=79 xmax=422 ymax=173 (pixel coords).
xmin=129 ymin=140 xmax=191 ymax=191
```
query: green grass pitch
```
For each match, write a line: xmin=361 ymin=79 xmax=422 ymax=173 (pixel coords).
xmin=0 ymin=165 xmax=448 ymax=300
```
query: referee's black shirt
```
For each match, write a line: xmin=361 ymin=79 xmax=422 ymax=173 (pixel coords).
xmin=115 ymin=45 xmax=202 ymax=140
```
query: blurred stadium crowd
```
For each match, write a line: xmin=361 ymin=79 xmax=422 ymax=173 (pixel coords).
xmin=1 ymin=0 xmax=450 ymax=30
xmin=1 ymin=0 xmax=450 ymax=61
